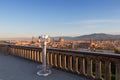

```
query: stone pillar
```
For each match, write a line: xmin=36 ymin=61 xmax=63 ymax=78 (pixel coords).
xmin=116 ymin=62 xmax=120 ymax=80
xmin=87 ymin=57 xmax=92 ymax=77
xmin=105 ymin=61 xmax=111 ymax=80
xmin=80 ymin=57 xmax=85 ymax=75
xmin=95 ymin=59 xmax=101 ymax=79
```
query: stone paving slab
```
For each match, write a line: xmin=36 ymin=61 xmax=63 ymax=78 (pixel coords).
xmin=0 ymin=53 xmax=90 ymax=80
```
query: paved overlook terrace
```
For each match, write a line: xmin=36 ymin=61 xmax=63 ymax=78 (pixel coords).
xmin=0 ymin=44 xmax=120 ymax=80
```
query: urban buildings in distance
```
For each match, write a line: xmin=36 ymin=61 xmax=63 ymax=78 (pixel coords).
xmin=3 ymin=35 xmax=120 ymax=53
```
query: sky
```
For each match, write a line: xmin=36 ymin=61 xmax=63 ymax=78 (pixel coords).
xmin=0 ymin=0 xmax=120 ymax=38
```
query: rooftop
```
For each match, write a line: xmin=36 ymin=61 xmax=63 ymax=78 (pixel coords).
xmin=0 ymin=53 xmax=88 ymax=80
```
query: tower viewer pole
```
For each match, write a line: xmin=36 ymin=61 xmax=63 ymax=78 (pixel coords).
xmin=37 ymin=35 xmax=51 ymax=76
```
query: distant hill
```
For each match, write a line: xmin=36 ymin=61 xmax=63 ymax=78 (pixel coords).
xmin=75 ymin=33 xmax=120 ymax=40
xmin=53 ymin=33 xmax=120 ymax=40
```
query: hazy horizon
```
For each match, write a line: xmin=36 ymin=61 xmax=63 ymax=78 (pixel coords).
xmin=1 ymin=32 xmax=120 ymax=40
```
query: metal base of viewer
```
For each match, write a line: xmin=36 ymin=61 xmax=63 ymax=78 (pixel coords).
xmin=37 ymin=69 xmax=52 ymax=76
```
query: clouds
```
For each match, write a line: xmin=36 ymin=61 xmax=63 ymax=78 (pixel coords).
xmin=66 ymin=19 xmax=120 ymax=25
xmin=79 ymin=19 xmax=120 ymax=24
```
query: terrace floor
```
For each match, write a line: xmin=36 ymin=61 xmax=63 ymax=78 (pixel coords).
xmin=0 ymin=53 xmax=90 ymax=80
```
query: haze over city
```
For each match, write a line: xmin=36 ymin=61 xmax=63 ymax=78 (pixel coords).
xmin=0 ymin=0 xmax=120 ymax=39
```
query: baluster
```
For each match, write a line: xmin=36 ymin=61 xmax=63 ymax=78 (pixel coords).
xmin=13 ymin=48 xmax=14 ymax=55
xmin=46 ymin=52 xmax=50 ymax=65
xmin=15 ymin=48 xmax=16 ymax=56
xmin=11 ymin=47 xmax=12 ymax=54
xmin=14 ymin=48 xmax=16 ymax=56
xmin=34 ymin=50 xmax=36 ymax=61
xmin=19 ymin=49 xmax=21 ymax=57
xmin=13 ymin=48 xmax=15 ymax=55
xmin=36 ymin=50 xmax=39 ymax=62
xmin=55 ymin=53 xmax=58 ymax=67
xmin=31 ymin=50 xmax=33 ymax=60
xmin=18 ymin=48 xmax=20 ymax=56
xmin=76 ymin=56 xmax=79 ymax=74
xmin=16 ymin=48 xmax=18 ymax=56
xmin=15 ymin=48 xmax=17 ymax=56
xmin=56 ymin=53 xmax=60 ymax=68
xmin=59 ymin=54 xmax=62 ymax=68
xmin=14 ymin=48 xmax=15 ymax=56
xmin=34 ymin=50 xmax=37 ymax=61
xmin=23 ymin=49 xmax=25 ymax=58
xmin=20 ymin=49 xmax=22 ymax=57
xmin=39 ymin=51 xmax=42 ymax=63
xmin=32 ymin=50 xmax=34 ymax=61
xmin=26 ymin=50 xmax=28 ymax=59
xmin=67 ymin=55 xmax=71 ymax=71
xmin=25 ymin=50 xmax=27 ymax=59
xmin=26 ymin=49 xmax=28 ymax=59
xmin=22 ymin=49 xmax=24 ymax=57
xmin=50 ymin=53 xmax=53 ymax=66
xmin=72 ymin=56 xmax=76 ymax=72
xmin=52 ymin=53 xmax=55 ymax=66
xmin=36 ymin=50 xmax=38 ymax=61
xmin=64 ymin=55 xmax=67 ymax=70
xmin=48 ymin=53 xmax=51 ymax=65
xmin=28 ymin=49 xmax=29 ymax=59
xmin=21 ymin=49 xmax=24 ymax=57
xmin=17 ymin=48 xmax=19 ymax=56
xmin=18 ymin=48 xmax=19 ymax=56
xmin=30 ymin=50 xmax=32 ymax=60
xmin=23 ymin=49 xmax=25 ymax=57
xmin=70 ymin=56 xmax=73 ymax=71
xmin=24 ymin=49 xmax=26 ymax=58
xmin=9 ymin=47 xmax=11 ymax=54
xmin=22 ymin=49 xmax=23 ymax=57
xmin=28 ymin=50 xmax=30 ymax=59
xmin=12 ymin=48 xmax=14 ymax=55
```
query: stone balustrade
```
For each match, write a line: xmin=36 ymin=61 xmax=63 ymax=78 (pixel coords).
xmin=0 ymin=44 xmax=120 ymax=80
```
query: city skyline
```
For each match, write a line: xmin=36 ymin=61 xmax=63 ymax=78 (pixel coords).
xmin=0 ymin=0 xmax=120 ymax=38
